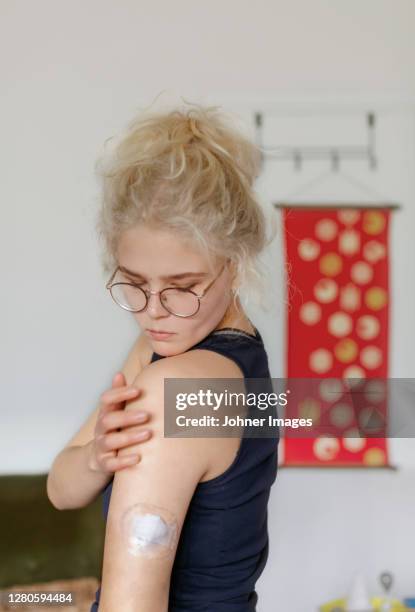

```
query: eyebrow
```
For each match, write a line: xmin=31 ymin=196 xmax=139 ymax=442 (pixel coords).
xmin=118 ymin=266 xmax=209 ymax=281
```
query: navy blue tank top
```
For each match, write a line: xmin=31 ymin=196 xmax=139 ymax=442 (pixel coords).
xmin=91 ymin=326 xmax=279 ymax=612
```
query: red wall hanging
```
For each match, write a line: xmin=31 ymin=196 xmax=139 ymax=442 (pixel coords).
xmin=282 ymin=206 xmax=391 ymax=467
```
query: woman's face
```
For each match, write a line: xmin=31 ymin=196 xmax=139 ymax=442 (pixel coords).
xmin=116 ymin=225 xmax=235 ymax=356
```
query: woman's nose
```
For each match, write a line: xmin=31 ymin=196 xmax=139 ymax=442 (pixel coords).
xmin=147 ymin=291 xmax=168 ymax=316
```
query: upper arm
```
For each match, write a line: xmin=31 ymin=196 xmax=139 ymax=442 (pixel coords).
xmin=63 ymin=332 xmax=151 ymax=449
xmin=98 ymin=357 xmax=213 ymax=612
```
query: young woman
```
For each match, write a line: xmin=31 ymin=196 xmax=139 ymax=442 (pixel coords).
xmin=48 ymin=102 xmax=279 ymax=612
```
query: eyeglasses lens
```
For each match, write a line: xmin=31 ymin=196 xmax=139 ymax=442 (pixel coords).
xmin=110 ymin=284 xmax=199 ymax=316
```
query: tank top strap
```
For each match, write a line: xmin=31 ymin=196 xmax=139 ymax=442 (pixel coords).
xmin=207 ymin=326 xmax=262 ymax=342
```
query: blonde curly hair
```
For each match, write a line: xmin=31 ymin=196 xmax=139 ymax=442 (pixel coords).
xmin=94 ymin=99 xmax=276 ymax=311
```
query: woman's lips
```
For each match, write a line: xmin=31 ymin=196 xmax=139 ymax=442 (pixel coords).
xmin=146 ymin=329 xmax=175 ymax=340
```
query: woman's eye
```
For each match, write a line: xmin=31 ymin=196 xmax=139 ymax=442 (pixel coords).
xmin=125 ymin=279 xmax=143 ymax=286
xmin=127 ymin=280 xmax=197 ymax=291
xmin=170 ymin=284 xmax=198 ymax=291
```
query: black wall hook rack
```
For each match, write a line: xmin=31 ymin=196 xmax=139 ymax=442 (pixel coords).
xmin=254 ymin=111 xmax=377 ymax=172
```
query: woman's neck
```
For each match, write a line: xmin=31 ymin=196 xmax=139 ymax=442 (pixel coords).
xmin=214 ymin=297 xmax=255 ymax=336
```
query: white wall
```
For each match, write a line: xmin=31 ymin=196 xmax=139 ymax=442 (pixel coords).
xmin=2 ymin=1 xmax=415 ymax=610
xmin=244 ymin=103 xmax=415 ymax=611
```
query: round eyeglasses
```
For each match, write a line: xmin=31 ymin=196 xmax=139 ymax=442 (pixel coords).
xmin=106 ymin=262 xmax=227 ymax=318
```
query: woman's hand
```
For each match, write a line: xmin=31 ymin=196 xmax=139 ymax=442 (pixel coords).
xmin=87 ymin=372 xmax=152 ymax=474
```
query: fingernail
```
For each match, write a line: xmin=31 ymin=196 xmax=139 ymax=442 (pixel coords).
xmin=133 ymin=412 xmax=147 ymax=419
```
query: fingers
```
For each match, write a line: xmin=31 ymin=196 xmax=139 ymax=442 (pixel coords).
xmin=102 ymin=452 xmax=142 ymax=472
xmin=92 ymin=373 xmax=152 ymax=474
xmin=98 ymin=428 xmax=152 ymax=453
xmin=99 ymin=385 xmax=142 ymax=416
xmin=100 ymin=409 xmax=150 ymax=433
xmin=102 ymin=385 xmax=140 ymax=403
xmin=112 ymin=371 xmax=127 ymax=388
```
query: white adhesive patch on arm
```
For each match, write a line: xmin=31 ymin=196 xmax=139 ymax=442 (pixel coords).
xmin=120 ymin=502 xmax=179 ymax=559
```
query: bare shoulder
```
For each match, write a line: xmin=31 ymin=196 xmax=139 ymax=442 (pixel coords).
xmin=130 ymin=348 xmax=244 ymax=417
xmin=120 ymin=348 xmax=244 ymax=482
xmin=118 ymin=353 xmax=214 ymax=472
